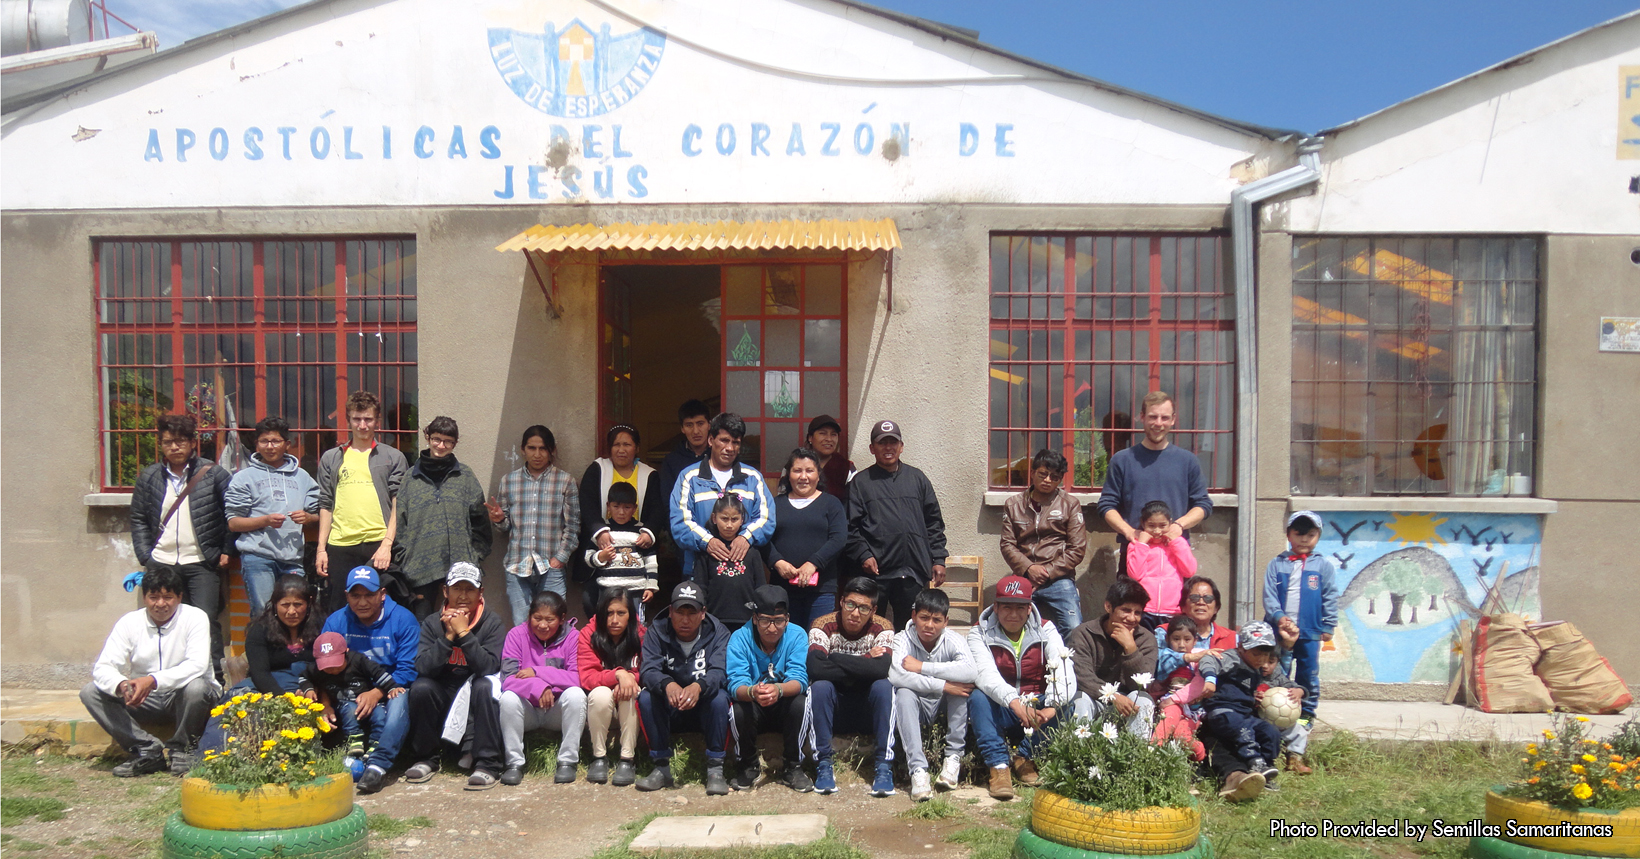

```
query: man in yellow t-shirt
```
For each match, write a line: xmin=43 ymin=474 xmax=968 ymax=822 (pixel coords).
xmin=316 ymin=391 xmax=409 ymax=612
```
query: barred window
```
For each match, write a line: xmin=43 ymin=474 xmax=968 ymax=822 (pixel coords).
xmin=988 ymin=234 xmax=1235 ymax=492
xmin=1290 ymin=237 xmax=1538 ymax=497
xmin=96 ymin=239 xmax=418 ymax=489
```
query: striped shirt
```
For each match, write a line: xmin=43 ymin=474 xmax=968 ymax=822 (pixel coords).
xmin=494 ymin=464 xmax=580 ymax=577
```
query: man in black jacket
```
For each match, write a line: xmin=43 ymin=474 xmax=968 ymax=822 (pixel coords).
xmin=402 ymin=563 xmax=508 ymax=791
xmin=845 ymin=420 xmax=947 ymax=627
xmin=805 ymin=577 xmax=893 ymax=796
xmin=129 ymin=414 xmax=234 ymax=682
xmin=636 ymin=581 xmax=732 ymax=795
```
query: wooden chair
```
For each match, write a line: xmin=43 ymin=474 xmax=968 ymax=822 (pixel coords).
xmin=940 ymin=555 xmax=985 ymax=631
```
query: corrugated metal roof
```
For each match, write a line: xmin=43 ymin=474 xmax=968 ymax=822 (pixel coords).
xmin=496 ymin=218 xmax=901 ymax=253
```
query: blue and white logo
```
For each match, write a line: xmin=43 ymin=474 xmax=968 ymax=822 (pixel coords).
xmin=488 ymin=19 xmax=666 ymax=118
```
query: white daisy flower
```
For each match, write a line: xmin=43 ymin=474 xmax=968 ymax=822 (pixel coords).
xmin=1087 ymin=765 xmax=1102 ymax=779
xmin=1099 ymin=682 xmax=1120 ymax=703
xmin=1100 ymin=722 xmax=1119 ymax=742
xmin=1073 ymin=724 xmax=1093 ymax=740
xmin=1131 ymin=672 xmax=1153 ymax=688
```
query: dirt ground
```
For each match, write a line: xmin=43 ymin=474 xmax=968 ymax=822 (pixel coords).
xmin=0 ymin=751 xmax=1022 ymax=859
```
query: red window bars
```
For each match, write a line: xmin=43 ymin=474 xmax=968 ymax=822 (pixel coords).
xmin=95 ymin=239 xmax=418 ymax=489
xmin=988 ymin=234 xmax=1234 ymax=492
xmin=1291 ymin=236 xmax=1538 ymax=497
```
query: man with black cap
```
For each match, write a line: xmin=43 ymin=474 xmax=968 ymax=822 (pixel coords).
xmin=636 ymin=581 xmax=734 ymax=795
xmin=726 ymin=584 xmax=812 ymax=792
xmin=845 ymin=419 xmax=947 ymax=627
xmin=804 ymin=415 xmax=855 ymax=504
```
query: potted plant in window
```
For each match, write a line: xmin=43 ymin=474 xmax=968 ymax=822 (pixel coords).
xmin=1468 ymin=713 xmax=1640 ymax=859
xmin=1016 ymin=711 xmax=1208 ymax=858
xmin=163 ymin=690 xmax=367 ymax=858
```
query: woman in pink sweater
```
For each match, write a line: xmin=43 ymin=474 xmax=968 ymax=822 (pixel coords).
xmin=1126 ymin=500 xmax=1198 ymax=630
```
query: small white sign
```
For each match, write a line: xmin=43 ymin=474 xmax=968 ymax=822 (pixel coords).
xmin=1600 ymin=317 xmax=1640 ymax=352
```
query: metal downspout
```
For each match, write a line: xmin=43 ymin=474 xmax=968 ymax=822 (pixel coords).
xmin=1229 ymin=138 xmax=1322 ymax=624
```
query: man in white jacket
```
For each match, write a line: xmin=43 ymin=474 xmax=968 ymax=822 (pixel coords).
xmin=80 ymin=567 xmax=221 ymax=777
xmin=889 ymin=588 xmax=976 ymax=802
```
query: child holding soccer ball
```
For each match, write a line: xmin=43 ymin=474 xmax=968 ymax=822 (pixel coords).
xmin=1197 ymin=621 xmax=1304 ymax=801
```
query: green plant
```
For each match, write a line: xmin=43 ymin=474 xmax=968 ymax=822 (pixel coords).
xmin=1503 ymin=712 xmax=1640 ymax=810
xmin=1607 ymin=713 xmax=1640 ymax=760
xmin=898 ymin=797 xmax=963 ymax=820
xmin=1034 ymin=714 xmax=1194 ymax=811
xmin=0 ymin=796 xmax=67 ymax=825
xmin=190 ymin=690 xmax=344 ymax=787
xmin=367 ymin=813 xmax=433 ymax=837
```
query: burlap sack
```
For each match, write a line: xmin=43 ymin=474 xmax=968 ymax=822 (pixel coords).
xmin=1531 ymin=621 xmax=1634 ymax=715
xmin=1472 ymin=613 xmax=1555 ymax=713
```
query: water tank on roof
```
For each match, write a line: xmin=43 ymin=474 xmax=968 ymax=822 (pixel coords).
xmin=2 ymin=0 xmax=94 ymax=57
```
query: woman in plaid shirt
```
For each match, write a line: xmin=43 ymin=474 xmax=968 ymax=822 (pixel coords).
xmin=486 ymin=426 xmax=581 ymax=625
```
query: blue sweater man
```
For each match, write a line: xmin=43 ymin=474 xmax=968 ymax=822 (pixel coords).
xmin=725 ymin=585 xmax=810 ymax=792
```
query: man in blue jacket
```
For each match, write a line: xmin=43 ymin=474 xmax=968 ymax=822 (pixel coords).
xmin=636 ymin=581 xmax=733 ymax=795
xmin=321 ymin=567 xmax=418 ymax=793
xmin=670 ymin=413 xmax=775 ymax=577
xmin=726 ymin=585 xmax=810 ymax=792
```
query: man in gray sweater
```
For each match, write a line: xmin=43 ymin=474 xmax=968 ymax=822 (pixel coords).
xmin=889 ymin=588 xmax=976 ymax=802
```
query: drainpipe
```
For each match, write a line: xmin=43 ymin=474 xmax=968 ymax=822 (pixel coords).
xmin=1230 ymin=137 xmax=1323 ymax=625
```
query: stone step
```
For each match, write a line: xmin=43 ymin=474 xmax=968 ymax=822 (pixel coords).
xmin=629 ymin=813 xmax=828 ymax=852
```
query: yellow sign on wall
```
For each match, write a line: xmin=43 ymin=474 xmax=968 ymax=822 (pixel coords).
xmin=1619 ymin=66 xmax=1640 ymax=159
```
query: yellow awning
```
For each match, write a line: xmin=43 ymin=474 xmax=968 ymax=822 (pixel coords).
xmin=496 ymin=218 xmax=901 ymax=254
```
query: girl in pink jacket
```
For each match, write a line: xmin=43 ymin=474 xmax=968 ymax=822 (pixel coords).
xmin=1126 ymin=501 xmax=1198 ymax=630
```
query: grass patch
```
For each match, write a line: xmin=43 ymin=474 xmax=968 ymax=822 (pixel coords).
xmin=899 ymin=797 xmax=964 ymax=820
xmin=588 ymin=812 xmax=871 ymax=859
xmin=0 ymin=796 xmax=68 ymax=825
xmin=367 ymin=813 xmax=433 ymax=838
xmin=9 ymin=839 xmax=48 ymax=852
xmin=1201 ymin=731 xmax=1512 ymax=859
xmin=946 ymin=825 xmax=1015 ymax=859
xmin=115 ymin=783 xmax=180 ymax=827
xmin=0 ymin=759 xmax=77 ymax=796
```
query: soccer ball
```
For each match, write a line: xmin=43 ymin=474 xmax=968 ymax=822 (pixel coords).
xmin=345 ymin=756 xmax=366 ymax=782
xmin=1260 ymin=689 xmax=1301 ymax=730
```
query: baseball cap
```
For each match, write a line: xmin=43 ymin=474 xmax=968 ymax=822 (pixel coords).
xmin=671 ymin=580 xmax=705 ymax=611
xmin=314 ymin=631 xmax=349 ymax=670
xmin=1286 ymin=510 xmax=1324 ymax=531
xmin=806 ymin=415 xmax=842 ymax=436
xmin=994 ymin=574 xmax=1033 ymax=604
xmin=747 ymin=584 xmax=790 ymax=616
xmin=869 ymin=419 xmax=903 ymax=443
xmin=446 ymin=562 xmax=483 ymax=588
xmin=1239 ymin=621 xmax=1277 ymax=650
xmin=346 ymin=566 xmax=382 ymax=593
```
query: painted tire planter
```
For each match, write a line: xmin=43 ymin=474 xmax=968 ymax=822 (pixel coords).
xmin=1012 ymin=826 xmax=1213 ymax=859
xmin=162 ymin=806 xmax=368 ymax=859
xmin=180 ymin=773 xmax=354 ymax=831
xmin=1468 ymin=835 xmax=1630 ymax=859
xmin=1029 ymin=789 xmax=1200 ymax=855
xmin=1483 ymin=790 xmax=1640 ymax=857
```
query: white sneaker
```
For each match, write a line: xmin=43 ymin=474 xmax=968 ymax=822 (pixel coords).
xmin=936 ymin=754 xmax=962 ymax=790
xmin=910 ymin=768 xmax=933 ymax=801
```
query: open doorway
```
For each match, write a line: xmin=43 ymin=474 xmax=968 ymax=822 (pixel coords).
xmin=601 ymin=265 xmax=721 ymax=466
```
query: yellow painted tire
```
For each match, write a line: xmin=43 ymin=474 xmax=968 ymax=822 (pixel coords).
xmin=1484 ymin=790 xmax=1640 ymax=857
xmin=1030 ymin=789 xmax=1200 ymax=855
xmin=180 ymin=774 xmax=353 ymax=831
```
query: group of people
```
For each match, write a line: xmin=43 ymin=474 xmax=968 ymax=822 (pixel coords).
xmin=85 ymin=389 xmax=1336 ymax=804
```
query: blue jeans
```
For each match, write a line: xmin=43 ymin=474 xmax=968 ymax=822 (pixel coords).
xmin=809 ymin=678 xmax=892 ymax=764
xmin=1289 ymin=638 xmax=1321 ymax=718
xmin=969 ymin=694 xmax=1067 ymax=768
xmin=505 ymin=568 xmax=566 ymax=627
xmin=355 ymin=693 xmax=411 ymax=772
xmin=1032 ymin=577 xmax=1083 ymax=633
xmin=638 ymin=687 xmax=730 ymax=762
xmin=783 ymin=588 xmax=836 ymax=630
xmin=239 ymin=553 xmax=303 ymax=614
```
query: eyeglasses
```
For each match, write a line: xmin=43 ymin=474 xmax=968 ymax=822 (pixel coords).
xmin=159 ymin=438 xmax=192 ymax=449
xmin=840 ymin=600 xmax=875 ymax=615
xmin=1186 ymin=594 xmax=1217 ymax=605
xmin=752 ymin=615 xmax=788 ymax=627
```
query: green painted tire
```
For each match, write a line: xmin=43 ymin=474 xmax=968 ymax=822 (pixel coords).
xmin=1013 ymin=826 xmax=1213 ymax=859
xmin=161 ymin=806 xmax=368 ymax=858
xmin=1468 ymin=835 xmax=1622 ymax=859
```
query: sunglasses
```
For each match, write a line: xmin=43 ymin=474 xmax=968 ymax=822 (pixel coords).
xmin=1186 ymin=594 xmax=1217 ymax=605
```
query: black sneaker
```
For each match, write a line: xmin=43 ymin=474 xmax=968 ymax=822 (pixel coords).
xmin=357 ymin=766 xmax=386 ymax=794
xmin=1264 ymin=774 xmax=1281 ymax=793
xmin=636 ymin=763 xmax=675 ymax=792
xmin=731 ymin=766 xmax=760 ymax=791
xmin=780 ymin=764 xmax=814 ymax=793
xmin=113 ymin=752 xmax=166 ymax=778
xmin=612 ymin=759 xmax=637 ymax=787
xmin=586 ymin=757 xmax=610 ymax=784
xmin=500 ymin=766 xmax=524 ymax=786
xmin=705 ymin=763 xmax=730 ymax=796
xmin=168 ymin=750 xmax=194 ymax=777
xmin=1252 ymin=759 xmax=1279 ymax=781
xmin=554 ymin=763 xmax=577 ymax=783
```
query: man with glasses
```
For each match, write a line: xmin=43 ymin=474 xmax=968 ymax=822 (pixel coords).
xmin=726 ymin=585 xmax=811 ymax=792
xmin=317 ymin=390 xmax=409 ymax=613
xmin=130 ymin=414 xmax=234 ymax=682
xmin=805 ymin=577 xmax=893 ymax=795
xmin=1000 ymin=449 xmax=1089 ymax=633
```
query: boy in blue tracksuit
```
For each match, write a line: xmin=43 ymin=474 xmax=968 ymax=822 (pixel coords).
xmin=320 ymin=567 xmax=420 ymax=792
xmin=726 ymin=585 xmax=809 ymax=792
xmin=669 ymin=413 xmax=775 ymax=577
xmin=1261 ymin=510 xmax=1337 ymax=725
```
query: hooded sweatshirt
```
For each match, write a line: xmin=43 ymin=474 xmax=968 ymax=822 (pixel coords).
xmin=889 ymin=620 xmax=977 ymax=696
xmin=322 ymin=597 xmax=421 ymax=688
xmin=500 ymin=618 xmax=581 ymax=706
xmin=225 ymin=453 xmax=320 ymax=562
xmin=726 ymin=622 xmax=809 ymax=694
xmin=966 ymin=603 xmax=1077 ymax=710
xmin=641 ymin=608 xmax=730 ymax=699
xmin=1125 ymin=538 xmax=1199 ymax=616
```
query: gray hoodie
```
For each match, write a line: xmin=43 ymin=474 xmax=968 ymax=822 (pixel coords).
xmin=225 ymin=454 xmax=319 ymax=562
xmin=890 ymin=620 xmax=977 ymax=696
